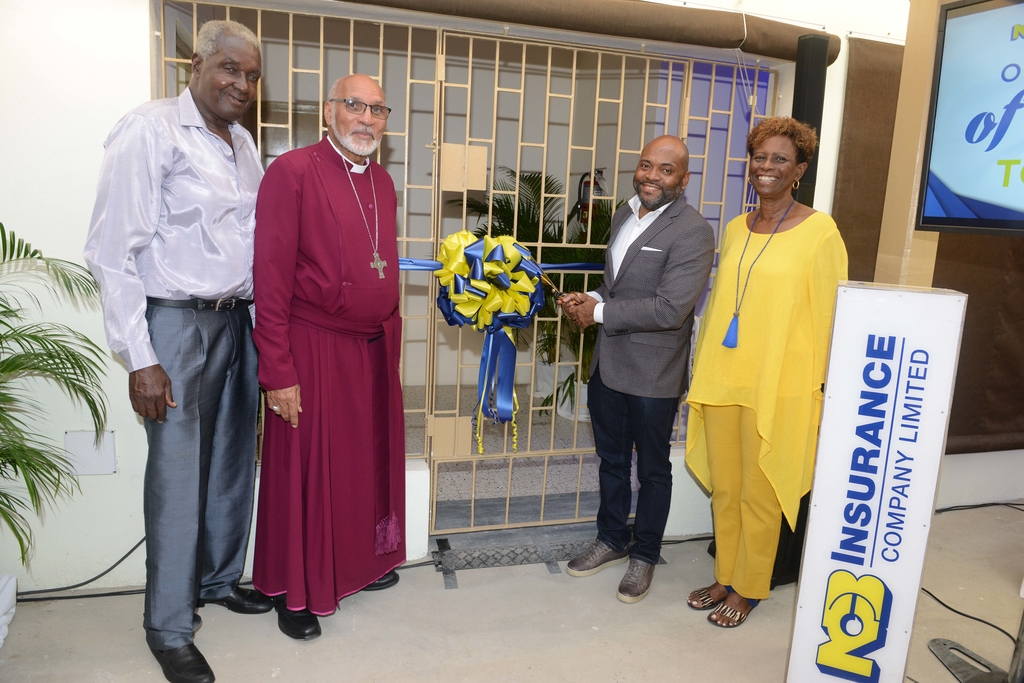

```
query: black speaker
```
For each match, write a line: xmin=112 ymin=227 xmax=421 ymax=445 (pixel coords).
xmin=791 ymin=34 xmax=831 ymax=206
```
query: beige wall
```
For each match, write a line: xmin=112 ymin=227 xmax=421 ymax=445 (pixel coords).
xmin=875 ymin=0 xmax=944 ymax=285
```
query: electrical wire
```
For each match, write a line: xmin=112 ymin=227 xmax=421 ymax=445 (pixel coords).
xmin=662 ymin=534 xmax=714 ymax=545
xmin=920 ymin=587 xmax=1017 ymax=645
xmin=18 ymin=589 xmax=146 ymax=604
xmin=397 ymin=560 xmax=437 ymax=570
xmin=936 ymin=502 xmax=1024 ymax=514
xmin=16 ymin=536 xmax=436 ymax=603
xmin=17 ymin=536 xmax=147 ymax=598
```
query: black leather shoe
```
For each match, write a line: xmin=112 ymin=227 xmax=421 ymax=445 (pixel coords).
xmin=361 ymin=570 xmax=399 ymax=592
xmin=202 ymin=587 xmax=273 ymax=614
xmin=150 ymin=643 xmax=215 ymax=683
xmin=273 ymin=595 xmax=321 ymax=640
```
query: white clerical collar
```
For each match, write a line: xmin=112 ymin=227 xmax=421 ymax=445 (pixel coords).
xmin=327 ymin=135 xmax=370 ymax=174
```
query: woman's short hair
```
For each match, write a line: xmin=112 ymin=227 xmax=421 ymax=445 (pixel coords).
xmin=746 ymin=117 xmax=818 ymax=164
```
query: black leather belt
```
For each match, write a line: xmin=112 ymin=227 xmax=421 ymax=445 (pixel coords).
xmin=146 ymin=296 xmax=252 ymax=311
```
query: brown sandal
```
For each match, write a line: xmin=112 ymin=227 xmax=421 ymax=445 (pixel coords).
xmin=687 ymin=586 xmax=726 ymax=611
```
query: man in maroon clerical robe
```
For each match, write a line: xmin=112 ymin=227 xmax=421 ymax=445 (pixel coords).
xmin=252 ymin=74 xmax=405 ymax=640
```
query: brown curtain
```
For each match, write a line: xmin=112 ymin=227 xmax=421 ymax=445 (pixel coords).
xmin=932 ymin=235 xmax=1024 ymax=454
xmin=340 ymin=0 xmax=841 ymax=64
xmin=831 ymin=38 xmax=904 ymax=282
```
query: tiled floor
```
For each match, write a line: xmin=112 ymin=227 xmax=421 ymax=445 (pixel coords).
xmin=1 ymin=504 xmax=1021 ymax=682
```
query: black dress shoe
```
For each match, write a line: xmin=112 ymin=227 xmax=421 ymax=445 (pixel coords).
xmin=273 ymin=594 xmax=321 ymax=640
xmin=150 ymin=643 xmax=215 ymax=683
xmin=361 ymin=570 xmax=399 ymax=592
xmin=202 ymin=587 xmax=273 ymax=614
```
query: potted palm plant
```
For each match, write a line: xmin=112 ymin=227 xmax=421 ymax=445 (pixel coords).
xmin=0 ymin=222 xmax=107 ymax=565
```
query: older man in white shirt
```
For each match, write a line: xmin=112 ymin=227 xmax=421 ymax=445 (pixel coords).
xmin=84 ymin=20 xmax=271 ymax=683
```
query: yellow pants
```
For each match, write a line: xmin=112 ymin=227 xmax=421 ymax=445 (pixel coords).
xmin=703 ymin=404 xmax=782 ymax=600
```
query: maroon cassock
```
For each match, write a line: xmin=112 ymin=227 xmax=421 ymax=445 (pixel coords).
xmin=252 ymin=136 xmax=405 ymax=616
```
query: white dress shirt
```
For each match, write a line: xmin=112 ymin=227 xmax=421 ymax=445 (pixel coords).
xmin=84 ymin=88 xmax=264 ymax=372
xmin=589 ymin=195 xmax=676 ymax=324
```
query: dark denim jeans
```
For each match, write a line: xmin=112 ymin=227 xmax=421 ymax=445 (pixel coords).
xmin=588 ymin=366 xmax=678 ymax=565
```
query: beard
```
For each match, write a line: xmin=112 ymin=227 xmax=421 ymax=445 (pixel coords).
xmin=633 ymin=177 xmax=683 ymax=211
xmin=332 ymin=120 xmax=381 ymax=157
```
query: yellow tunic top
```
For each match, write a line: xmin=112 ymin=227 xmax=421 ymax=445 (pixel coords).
xmin=685 ymin=211 xmax=848 ymax=528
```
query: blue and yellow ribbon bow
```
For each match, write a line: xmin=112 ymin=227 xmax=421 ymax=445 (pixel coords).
xmin=398 ymin=232 xmax=601 ymax=454
xmin=433 ymin=230 xmax=545 ymax=453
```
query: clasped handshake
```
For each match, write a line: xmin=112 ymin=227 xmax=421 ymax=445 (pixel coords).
xmin=556 ymin=292 xmax=598 ymax=328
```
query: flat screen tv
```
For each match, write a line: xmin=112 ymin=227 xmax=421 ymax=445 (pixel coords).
xmin=918 ymin=0 xmax=1024 ymax=235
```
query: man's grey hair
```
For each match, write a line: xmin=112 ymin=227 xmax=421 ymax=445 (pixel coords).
xmin=194 ymin=20 xmax=260 ymax=59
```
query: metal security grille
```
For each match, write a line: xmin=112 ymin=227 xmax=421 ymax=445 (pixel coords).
xmin=156 ymin=1 xmax=775 ymax=535
xmin=158 ymin=1 xmax=442 ymax=460
xmin=428 ymin=34 xmax=775 ymax=533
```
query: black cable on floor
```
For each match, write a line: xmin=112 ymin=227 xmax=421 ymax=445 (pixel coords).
xmin=936 ymin=502 xmax=1024 ymax=514
xmin=18 ymin=589 xmax=146 ymax=603
xmin=16 ymin=538 xmax=437 ymax=603
xmin=397 ymin=560 xmax=436 ymax=570
xmin=662 ymin=535 xmax=714 ymax=545
xmin=921 ymin=586 xmax=1017 ymax=644
xmin=17 ymin=537 xmax=147 ymax=598
xmin=13 ymin=505 xmax=1018 ymax=604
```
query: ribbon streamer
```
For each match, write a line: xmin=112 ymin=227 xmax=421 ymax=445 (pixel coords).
xmin=399 ymin=258 xmax=602 ymax=273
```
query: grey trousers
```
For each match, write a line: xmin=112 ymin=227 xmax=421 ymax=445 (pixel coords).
xmin=142 ymin=305 xmax=258 ymax=650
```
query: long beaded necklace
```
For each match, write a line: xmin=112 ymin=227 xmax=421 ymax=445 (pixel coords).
xmin=341 ymin=157 xmax=387 ymax=279
xmin=722 ymin=199 xmax=795 ymax=348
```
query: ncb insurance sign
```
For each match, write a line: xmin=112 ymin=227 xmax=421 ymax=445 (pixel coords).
xmin=787 ymin=284 xmax=966 ymax=683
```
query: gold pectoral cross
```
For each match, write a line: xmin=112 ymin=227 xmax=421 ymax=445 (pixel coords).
xmin=371 ymin=251 xmax=387 ymax=279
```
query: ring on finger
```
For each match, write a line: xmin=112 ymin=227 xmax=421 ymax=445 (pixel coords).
xmin=272 ymin=405 xmax=281 ymax=412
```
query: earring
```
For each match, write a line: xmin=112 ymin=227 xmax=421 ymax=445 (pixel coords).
xmin=793 ymin=179 xmax=800 ymax=190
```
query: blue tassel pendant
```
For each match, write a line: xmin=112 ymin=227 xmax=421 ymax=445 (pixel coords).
xmin=722 ymin=313 xmax=739 ymax=348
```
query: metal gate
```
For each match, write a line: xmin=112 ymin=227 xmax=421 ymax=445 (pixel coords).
xmin=156 ymin=1 xmax=776 ymax=535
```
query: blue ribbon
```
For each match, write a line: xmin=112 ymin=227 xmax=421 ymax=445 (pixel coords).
xmin=399 ymin=258 xmax=602 ymax=273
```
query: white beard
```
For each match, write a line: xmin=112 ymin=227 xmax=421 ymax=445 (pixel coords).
xmin=332 ymin=121 xmax=380 ymax=157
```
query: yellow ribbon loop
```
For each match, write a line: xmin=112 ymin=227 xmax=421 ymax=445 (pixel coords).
xmin=432 ymin=230 xmax=546 ymax=454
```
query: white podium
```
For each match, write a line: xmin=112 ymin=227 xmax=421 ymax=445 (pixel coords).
xmin=787 ymin=283 xmax=967 ymax=683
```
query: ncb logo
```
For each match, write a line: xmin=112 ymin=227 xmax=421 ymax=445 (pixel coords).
xmin=816 ymin=570 xmax=893 ymax=683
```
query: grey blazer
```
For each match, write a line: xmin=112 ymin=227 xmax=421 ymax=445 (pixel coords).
xmin=590 ymin=199 xmax=715 ymax=399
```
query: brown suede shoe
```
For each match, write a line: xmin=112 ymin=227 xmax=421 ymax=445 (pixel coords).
xmin=616 ymin=558 xmax=654 ymax=603
xmin=566 ymin=539 xmax=629 ymax=577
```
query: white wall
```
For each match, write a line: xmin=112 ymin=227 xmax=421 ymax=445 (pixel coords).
xmin=2 ymin=0 xmax=1016 ymax=593
xmin=0 ymin=0 xmax=155 ymax=588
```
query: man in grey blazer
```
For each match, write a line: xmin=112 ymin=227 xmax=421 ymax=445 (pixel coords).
xmin=559 ymin=136 xmax=714 ymax=603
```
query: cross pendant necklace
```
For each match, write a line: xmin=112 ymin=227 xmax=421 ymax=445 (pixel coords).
xmin=371 ymin=251 xmax=386 ymax=278
xmin=342 ymin=156 xmax=386 ymax=279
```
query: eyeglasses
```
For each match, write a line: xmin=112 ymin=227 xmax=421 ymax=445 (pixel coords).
xmin=328 ymin=97 xmax=392 ymax=120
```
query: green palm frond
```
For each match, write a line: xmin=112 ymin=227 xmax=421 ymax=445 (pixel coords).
xmin=0 ymin=222 xmax=99 ymax=309
xmin=0 ymin=221 xmax=106 ymax=563
xmin=0 ymin=489 xmax=31 ymax=559
xmin=0 ymin=320 xmax=108 ymax=434
xmin=449 ymin=167 xmax=565 ymax=245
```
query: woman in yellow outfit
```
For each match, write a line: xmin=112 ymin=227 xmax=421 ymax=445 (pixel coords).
xmin=685 ymin=117 xmax=847 ymax=628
